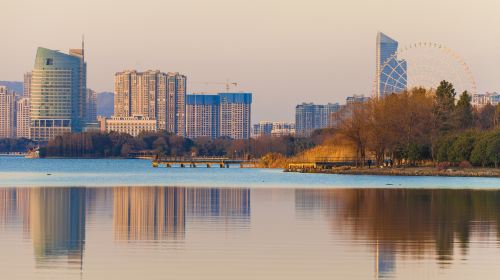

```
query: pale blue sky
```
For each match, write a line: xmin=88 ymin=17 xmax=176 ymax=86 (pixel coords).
xmin=2 ymin=0 xmax=500 ymax=121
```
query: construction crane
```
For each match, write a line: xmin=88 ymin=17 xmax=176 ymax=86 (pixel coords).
xmin=191 ymin=80 xmax=238 ymax=92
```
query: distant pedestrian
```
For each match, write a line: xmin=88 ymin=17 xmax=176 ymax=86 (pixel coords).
xmin=367 ymin=159 xmax=372 ymax=169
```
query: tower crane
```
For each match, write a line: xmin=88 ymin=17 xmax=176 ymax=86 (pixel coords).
xmin=191 ymin=80 xmax=238 ymax=92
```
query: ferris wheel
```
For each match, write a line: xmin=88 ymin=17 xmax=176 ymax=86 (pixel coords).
xmin=375 ymin=42 xmax=477 ymax=97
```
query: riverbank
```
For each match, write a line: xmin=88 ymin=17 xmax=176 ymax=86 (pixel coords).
xmin=285 ymin=166 xmax=500 ymax=178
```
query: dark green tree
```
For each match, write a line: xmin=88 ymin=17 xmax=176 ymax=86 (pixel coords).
xmin=433 ymin=80 xmax=456 ymax=134
xmin=448 ymin=131 xmax=477 ymax=162
xmin=454 ymin=91 xmax=473 ymax=129
xmin=495 ymin=104 xmax=500 ymax=128
xmin=476 ymin=103 xmax=496 ymax=130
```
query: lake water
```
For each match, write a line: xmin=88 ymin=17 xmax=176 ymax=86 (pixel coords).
xmin=1 ymin=157 xmax=500 ymax=279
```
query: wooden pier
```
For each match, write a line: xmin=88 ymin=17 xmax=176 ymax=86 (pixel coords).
xmin=152 ymin=156 xmax=258 ymax=168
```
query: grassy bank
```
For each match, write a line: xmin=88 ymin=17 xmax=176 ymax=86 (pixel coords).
xmin=285 ymin=166 xmax=500 ymax=178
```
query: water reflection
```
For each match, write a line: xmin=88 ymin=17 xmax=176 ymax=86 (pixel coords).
xmin=186 ymin=188 xmax=251 ymax=220
xmin=113 ymin=187 xmax=186 ymax=241
xmin=296 ymin=189 xmax=500 ymax=278
xmin=0 ymin=186 xmax=252 ymax=272
xmin=29 ymin=188 xmax=86 ymax=268
xmin=2 ymin=187 xmax=500 ymax=279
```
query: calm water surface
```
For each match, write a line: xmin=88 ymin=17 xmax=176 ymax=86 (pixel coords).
xmin=1 ymin=157 xmax=500 ymax=279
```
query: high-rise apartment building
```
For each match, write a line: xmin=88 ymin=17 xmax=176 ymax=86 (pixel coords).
xmin=30 ymin=47 xmax=86 ymax=141
xmin=219 ymin=93 xmax=252 ymax=140
xmin=376 ymin=32 xmax=407 ymax=97
xmin=23 ymin=72 xmax=32 ymax=99
xmin=186 ymin=94 xmax=220 ymax=139
xmin=166 ymin=73 xmax=186 ymax=137
xmin=185 ymin=92 xmax=252 ymax=140
xmin=295 ymin=103 xmax=340 ymax=136
xmin=114 ymin=70 xmax=186 ymax=136
xmin=0 ymin=86 xmax=16 ymax=138
xmin=86 ymin=88 xmax=97 ymax=123
xmin=16 ymin=97 xmax=30 ymax=139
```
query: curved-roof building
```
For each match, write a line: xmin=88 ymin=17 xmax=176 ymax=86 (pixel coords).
xmin=30 ymin=47 xmax=86 ymax=141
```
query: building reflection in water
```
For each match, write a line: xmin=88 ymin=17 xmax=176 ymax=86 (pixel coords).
xmin=0 ymin=188 xmax=86 ymax=268
xmin=0 ymin=186 xmax=252 ymax=271
xmin=186 ymin=188 xmax=251 ymax=220
xmin=113 ymin=187 xmax=186 ymax=241
xmin=0 ymin=188 xmax=17 ymax=228
xmin=29 ymin=188 xmax=86 ymax=269
xmin=296 ymin=189 xmax=500 ymax=278
xmin=112 ymin=187 xmax=251 ymax=241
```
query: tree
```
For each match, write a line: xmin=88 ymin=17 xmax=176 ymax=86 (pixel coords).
xmin=153 ymin=137 xmax=168 ymax=154
xmin=433 ymin=80 xmax=456 ymax=134
xmin=495 ymin=104 xmax=500 ymax=128
xmin=367 ymin=96 xmax=392 ymax=165
xmin=435 ymin=134 xmax=457 ymax=162
xmin=120 ymin=143 xmax=133 ymax=157
xmin=485 ymin=131 xmax=500 ymax=168
xmin=476 ymin=104 xmax=496 ymax=130
xmin=471 ymin=129 xmax=500 ymax=168
xmin=454 ymin=91 xmax=473 ymax=129
xmin=448 ymin=131 xmax=477 ymax=162
xmin=340 ymin=102 xmax=370 ymax=166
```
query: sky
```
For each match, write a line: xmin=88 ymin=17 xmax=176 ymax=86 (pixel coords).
xmin=2 ymin=0 xmax=500 ymax=122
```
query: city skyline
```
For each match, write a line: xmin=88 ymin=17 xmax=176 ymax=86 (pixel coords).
xmin=3 ymin=0 xmax=500 ymax=122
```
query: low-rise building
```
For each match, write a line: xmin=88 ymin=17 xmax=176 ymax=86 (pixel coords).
xmin=101 ymin=116 xmax=157 ymax=137
xmin=270 ymin=122 xmax=295 ymax=137
xmin=252 ymin=121 xmax=273 ymax=138
xmin=346 ymin=94 xmax=370 ymax=105
xmin=252 ymin=121 xmax=295 ymax=138
xmin=472 ymin=92 xmax=500 ymax=108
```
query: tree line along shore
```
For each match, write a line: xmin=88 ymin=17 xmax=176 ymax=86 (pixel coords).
xmin=2 ymin=81 xmax=500 ymax=177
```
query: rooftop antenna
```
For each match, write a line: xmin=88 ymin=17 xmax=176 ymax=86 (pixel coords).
xmin=82 ymin=34 xmax=85 ymax=61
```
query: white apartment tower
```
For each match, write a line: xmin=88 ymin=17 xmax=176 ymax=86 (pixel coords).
xmin=0 ymin=86 xmax=16 ymax=138
xmin=16 ymin=97 xmax=30 ymax=139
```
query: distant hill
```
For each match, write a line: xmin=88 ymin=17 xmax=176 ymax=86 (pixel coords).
xmin=97 ymin=92 xmax=114 ymax=117
xmin=0 ymin=81 xmax=23 ymax=95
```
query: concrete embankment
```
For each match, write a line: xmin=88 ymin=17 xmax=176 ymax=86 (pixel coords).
xmin=285 ymin=166 xmax=500 ymax=178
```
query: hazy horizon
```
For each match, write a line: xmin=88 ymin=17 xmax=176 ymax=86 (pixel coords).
xmin=3 ymin=0 xmax=500 ymax=121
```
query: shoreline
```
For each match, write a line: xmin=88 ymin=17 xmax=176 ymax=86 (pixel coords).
xmin=285 ymin=166 xmax=500 ymax=178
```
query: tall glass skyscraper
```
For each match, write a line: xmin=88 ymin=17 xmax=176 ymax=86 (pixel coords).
xmin=376 ymin=32 xmax=407 ymax=97
xmin=30 ymin=47 xmax=86 ymax=141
